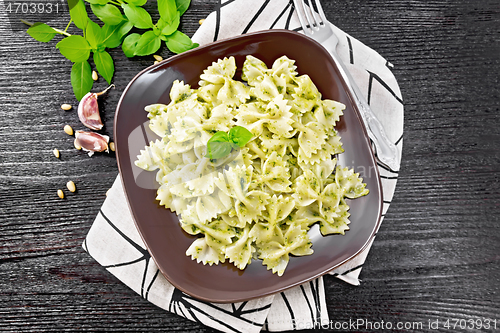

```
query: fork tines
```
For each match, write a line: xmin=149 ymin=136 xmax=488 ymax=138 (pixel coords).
xmin=293 ymin=0 xmax=328 ymax=34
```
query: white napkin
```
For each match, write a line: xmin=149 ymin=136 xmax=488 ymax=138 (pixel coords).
xmin=83 ymin=0 xmax=404 ymax=332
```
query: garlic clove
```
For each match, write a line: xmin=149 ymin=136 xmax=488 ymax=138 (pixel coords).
xmin=77 ymin=84 xmax=114 ymax=131
xmin=74 ymin=131 xmax=109 ymax=157
xmin=78 ymin=93 xmax=103 ymax=130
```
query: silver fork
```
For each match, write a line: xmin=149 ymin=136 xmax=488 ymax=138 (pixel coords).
xmin=293 ymin=0 xmax=399 ymax=172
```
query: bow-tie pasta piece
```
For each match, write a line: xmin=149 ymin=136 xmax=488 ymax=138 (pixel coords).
xmin=261 ymin=151 xmax=292 ymax=192
xmin=144 ymin=103 xmax=168 ymax=118
xmin=155 ymin=184 xmax=189 ymax=214
xmin=270 ymin=56 xmax=298 ymax=84
xmin=260 ymin=136 xmax=298 ymax=157
xmin=242 ymin=55 xmax=269 ymax=85
xmin=335 ymin=166 xmax=369 ymax=199
xmin=316 ymin=99 xmax=345 ymax=132
xmin=186 ymin=237 xmax=226 ymax=266
xmin=202 ymin=103 xmax=235 ymax=132
xmin=199 ymin=56 xmax=250 ymax=106
xmin=135 ymin=139 xmax=168 ymax=171
xmin=318 ymin=198 xmax=351 ymax=236
xmin=311 ymin=157 xmax=337 ymax=183
xmin=289 ymin=74 xmax=321 ymax=115
xmin=250 ymin=74 xmax=284 ymax=102
xmin=297 ymin=129 xmax=343 ymax=166
xmin=169 ymin=80 xmax=194 ymax=104
xmin=199 ymin=57 xmax=237 ymax=85
xmin=296 ymin=121 xmax=328 ymax=159
xmin=195 ymin=190 xmax=233 ymax=223
xmin=291 ymin=202 xmax=325 ymax=229
xmin=249 ymin=194 xmax=296 ymax=245
xmin=224 ymin=227 xmax=255 ymax=270
xmin=218 ymin=77 xmax=250 ymax=106
xmin=292 ymin=169 xmax=322 ymax=207
xmin=235 ymin=102 xmax=268 ymax=136
xmin=264 ymin=95 xmax=294 ymax=137
xmin=259 ymin=223 xmax=313 ymax=276
xmin=317 ymin=182 xmax=343 ymax=223
xmin=197 ymin=82 xmax=223 ymax=106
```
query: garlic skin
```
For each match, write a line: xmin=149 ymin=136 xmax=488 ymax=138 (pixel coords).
xmin=77 ymin=84 xmax=114 ymax=130
xmin=74 ymin=131 xmax=109 ymax=157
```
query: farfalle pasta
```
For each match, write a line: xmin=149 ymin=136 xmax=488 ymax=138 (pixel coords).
xmin=135 ymin=55 xmax=369 ymax=276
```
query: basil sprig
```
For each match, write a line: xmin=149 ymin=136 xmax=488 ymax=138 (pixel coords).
xmin=25 ymin=0 xmax=198 ymax=101
xmin=205 ymin=126 xmax=253 ymax=160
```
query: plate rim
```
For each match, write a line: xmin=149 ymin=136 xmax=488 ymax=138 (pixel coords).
xmin=114 ymin=29 xmax=383 ymax=303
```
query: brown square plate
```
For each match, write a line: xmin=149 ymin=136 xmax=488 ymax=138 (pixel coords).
xmin=114 ymin=30 xmax=383 ymax=303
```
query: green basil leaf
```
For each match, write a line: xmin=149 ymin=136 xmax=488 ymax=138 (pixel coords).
xmin=208 ymin=131 xmax=229 ymax=143
xmin=93 ymin=50 xmax=114 ymax=84
xmin=134 ymin=30 xmax=161 ymax=56
xmin=102 ymin=23 xmax=121 ymax=48
xmin=102 ymin=21 xmax=132 ymax=48
xmin=26 ymin=23 xmax=57 ymax=42
xmin=126 ymin=0 xmax=147 ymax=5
xmin=157 ymin=0 xmax=177 ymax=22
xmin=90 ymin=4 xmax=125 ymax=26
xmin=85 ymin=0 xmax=109 ymax=4
xmin=175 ymin=0 xmax=190 ymax=16
xmin=122 ymin=33 xmax=141 ymax=57
xmin=121 ymin=4 xmax=153 ymax=29
xmin=85 ymin=19 xmax=104 ymax=49
xmin=205 ymin=141 xmax=232 ymax=160
xmin=159 ymin=11 xmax=179 ymax=36
xmin=68 ymin=0 xmax=89 ymax=30
xmin=71 ymin=61 xmax=93 ymax=101
xmin=165 ymin=30 xmax=197 ymax=54
xmin=117 ymin=20 xmax=134 ymax=37
xmin=228 ymin=126 xmax=253 ymax=147
xmin=56 ymin=35 xmax=91 ymax=62
xmin=156 ymin=17 xmax=166 ymax=30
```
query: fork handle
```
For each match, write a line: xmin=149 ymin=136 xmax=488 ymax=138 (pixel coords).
xmin=325 ymin=45 xmax=400 ymax=171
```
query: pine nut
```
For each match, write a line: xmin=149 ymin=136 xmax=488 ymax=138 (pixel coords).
xmin=64 ymin=125 xmax=74 ymax=136
xmin=92 ymin=70 xmax=98 ymax=81
xmin=66 ymin=181 xmax=76 ymax=193
xmin=199 ymin=19 xmax=205 ymax=25
xmin=53 ymin=148 xmax=60 ymax=158
xmin=61 ymin=104 xmax=72 ymax=111
xmin=57 ymin=189 xmax=64 ymax=199
xmin=153 ymin=54 xmax=163 ymax=62
xmin=109 ymin=142 xmax=115 ymax=151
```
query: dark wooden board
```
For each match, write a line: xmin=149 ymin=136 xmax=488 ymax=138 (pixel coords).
xmin=1 ymin=0 xmax=499 ymax=332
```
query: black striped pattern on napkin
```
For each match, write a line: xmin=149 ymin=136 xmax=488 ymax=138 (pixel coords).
xmin=83 ymin=176 xmax=327 ymax=333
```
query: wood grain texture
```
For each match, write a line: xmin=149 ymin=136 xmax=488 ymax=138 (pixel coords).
xmin=0 ymin=0 xmax=499 ymax=332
